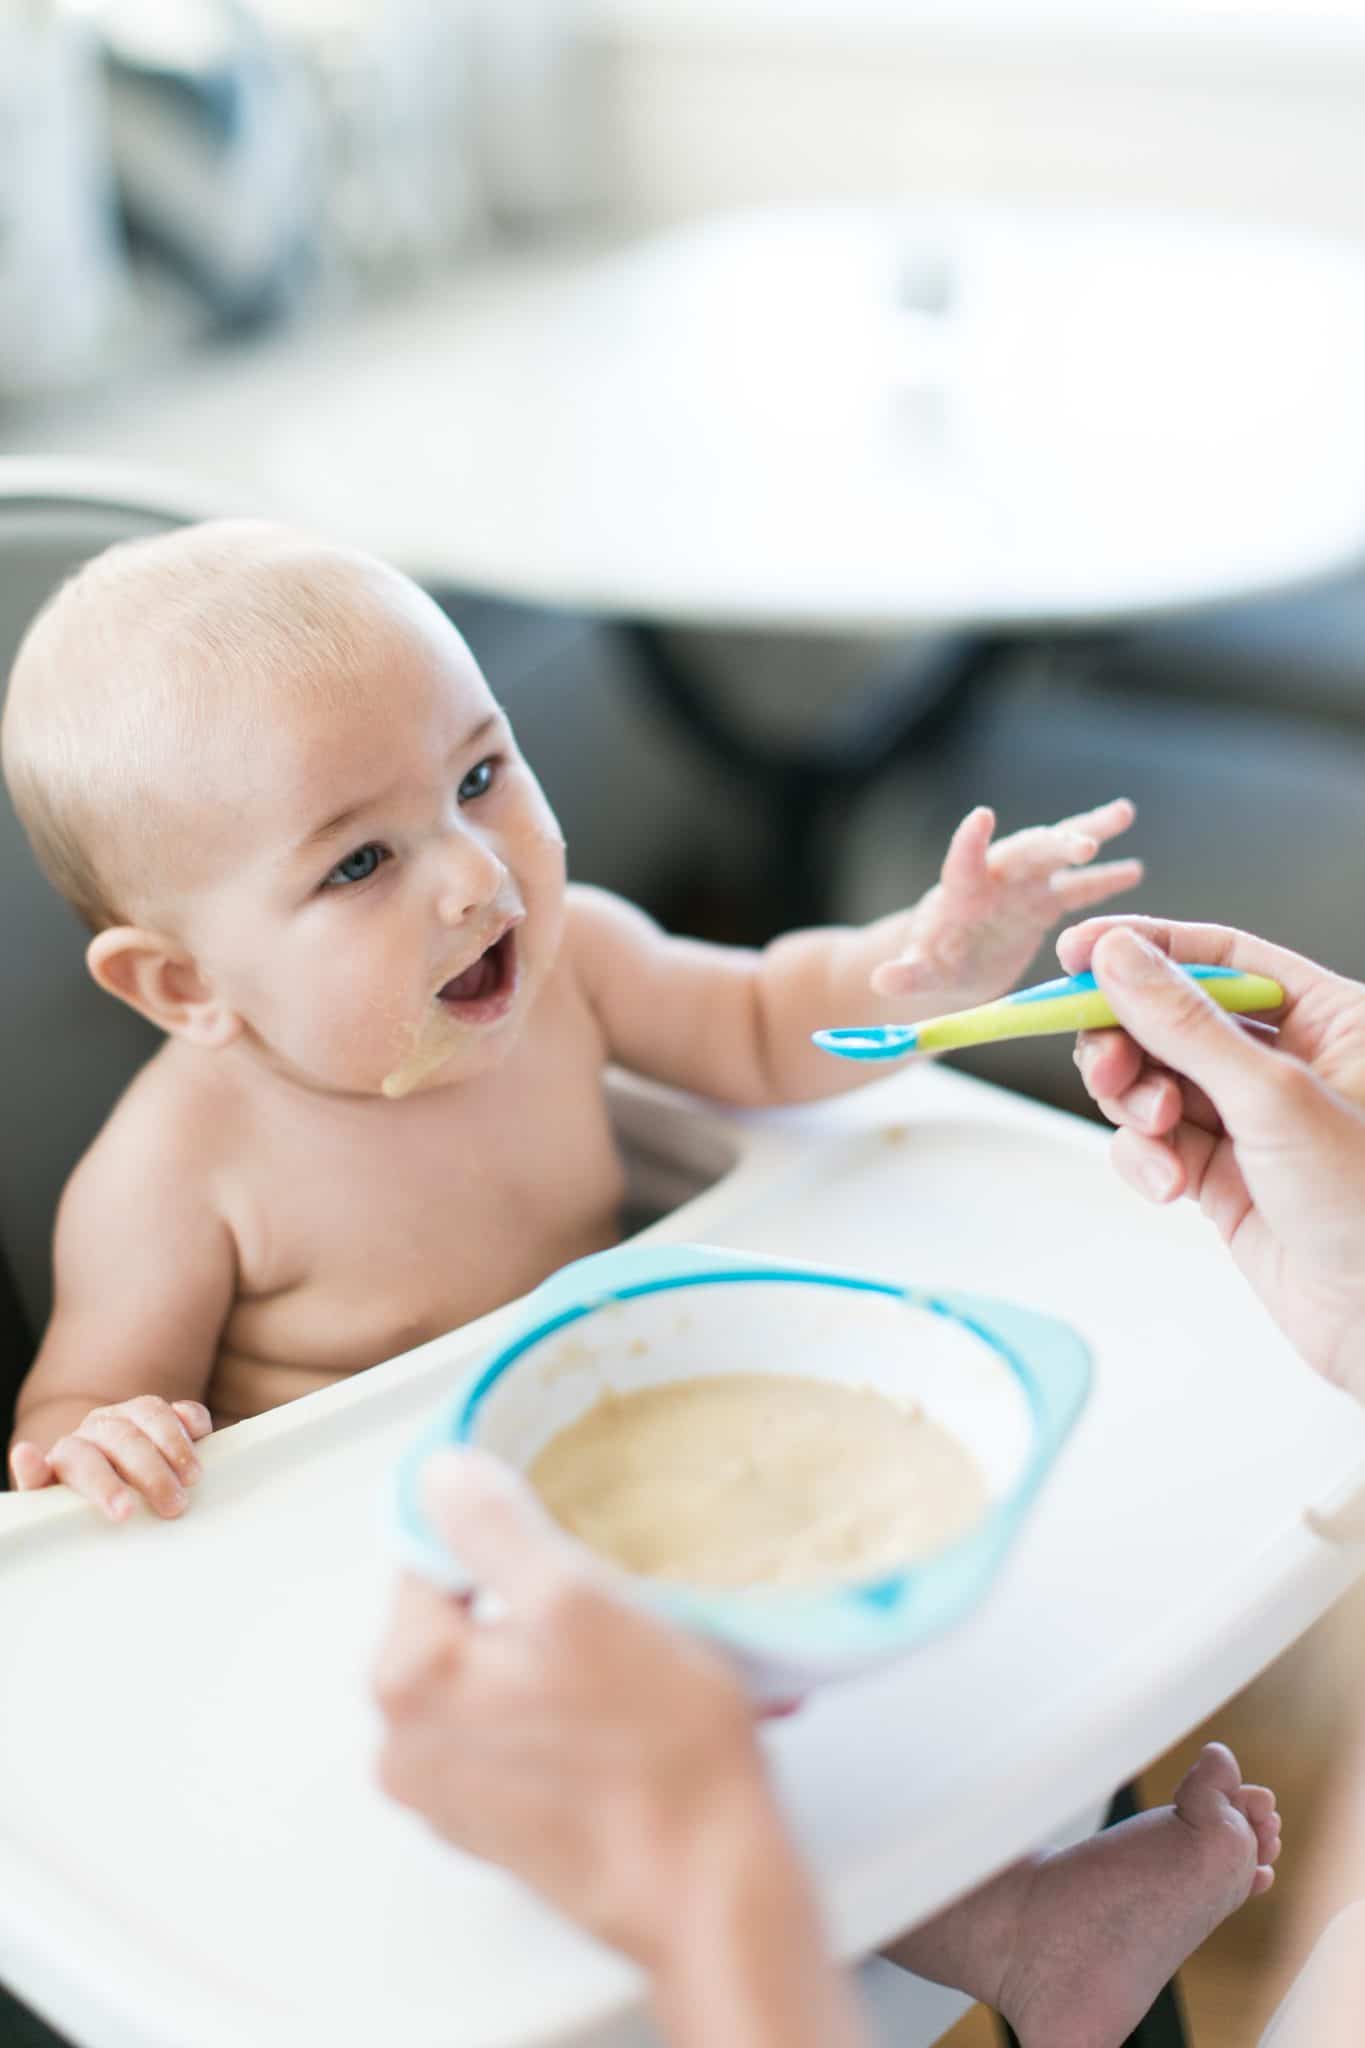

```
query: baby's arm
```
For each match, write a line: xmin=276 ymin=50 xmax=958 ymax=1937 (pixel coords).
xmin=9 ymin=1126 xmax=234 ymax=1520
xmin=568 ymin=798 xmax=1140 ymax=1106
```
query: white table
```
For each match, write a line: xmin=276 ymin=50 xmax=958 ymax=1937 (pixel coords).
xmin=3 ymin=1066 xmax=1365 ymax=2048
xmin=15 ymin=205 xmax=1365 ymax=926
xmin=12 ymin=205 xmax=1365 ymax=632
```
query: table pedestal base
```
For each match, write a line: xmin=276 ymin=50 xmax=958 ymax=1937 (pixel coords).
xmin=622 ymin=624 xmax=1018 ymax=935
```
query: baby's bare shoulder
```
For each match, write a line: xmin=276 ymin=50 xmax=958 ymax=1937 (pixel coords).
xmin=30 ymin=1050 xmax=239 ymax=1416
xmin=565 ymin=881 xmax=651 ymax=933
xmin=62 ymin=1045 xmax=236 ymax=1227
xmin=563 ymin=884 xmax=665 ymax=981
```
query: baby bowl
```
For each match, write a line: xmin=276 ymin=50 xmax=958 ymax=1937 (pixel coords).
xmin=393 ymin=1243 xmax=1090 ymax=1699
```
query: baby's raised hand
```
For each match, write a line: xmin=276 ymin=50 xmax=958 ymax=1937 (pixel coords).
xmin=9 ymin=1397 xmax=213 ymax=1521
xmin=873 ymin=798 xmax=1142 ymax=1010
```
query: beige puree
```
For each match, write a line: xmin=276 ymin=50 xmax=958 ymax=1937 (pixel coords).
xmin=529 ymin=1372 xmax=988 ymax=1590
xmin=381 ymin=1006 xmax=467 ymax=1099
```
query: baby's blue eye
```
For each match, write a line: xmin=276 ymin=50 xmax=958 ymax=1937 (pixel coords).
xmin=458 ymin=757 xmax=497 ymax=803
xmin=325 ymin=842 xmax=388 ymax=888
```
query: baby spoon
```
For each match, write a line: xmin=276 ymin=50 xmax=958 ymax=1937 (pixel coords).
xmin=813 ymin=965 xmax=1284 ymax=1063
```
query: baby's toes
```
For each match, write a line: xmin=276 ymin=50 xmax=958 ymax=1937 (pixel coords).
xmin=1238 ymin=1784 xmax=1277 ymax=1826
xmin=1234 ymin=1784 xmax=1282 ymax=1865
xmin=1173 ymin=1740 xmax=1243 ymax=1821
xmin=1236 ymin=1777 xmax=1285 ymax=1884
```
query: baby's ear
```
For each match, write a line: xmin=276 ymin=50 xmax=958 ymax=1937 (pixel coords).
xmin=86 ymin=927 xmax=241 ymax=1049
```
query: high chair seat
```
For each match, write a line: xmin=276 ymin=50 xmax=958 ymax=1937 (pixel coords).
xmin=0 ymin=460 xmax=239 ymax=1425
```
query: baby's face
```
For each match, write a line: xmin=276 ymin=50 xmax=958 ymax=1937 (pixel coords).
xmin=177 ymin=599 xmax=566 ymax=1097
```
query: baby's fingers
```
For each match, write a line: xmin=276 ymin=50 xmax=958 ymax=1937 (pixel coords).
xmin=8 ymin=1441 xmax=55 ymax=1492
xmin=121 ymin=1397 xmax=205 ymax=1487
xmin=988 ymin=823 xmax=1100 ymax=884
xmin=171 ymin=1400 xmax=214 ymax=1443
xmin=938 ymin=807 xmax=996 ymax=894
xmin=73 ymin=1407 xmax=197 ymax=1518
xmin=44 ymin=1436 xmax=135 ymax=1522
xmin=1050 ymin=858 xmax=1144 ymax=911
xmin=1054 ymin=797 xmax=1136 ymax=848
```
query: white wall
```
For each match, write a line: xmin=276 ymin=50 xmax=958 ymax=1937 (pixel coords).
xmin=583 ymin=5 xmax=1365 ymax=241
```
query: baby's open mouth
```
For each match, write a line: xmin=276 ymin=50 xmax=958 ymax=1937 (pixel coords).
xmin=437 ymin=926 xmax=518 ymax=1014
xmin=381 ymin=926 xmax=523 ymax=1098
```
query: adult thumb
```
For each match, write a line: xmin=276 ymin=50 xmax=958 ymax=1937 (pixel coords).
xmin=1091 ymin=928 xmax=1291 ymax=1141
xmin=420 ymin=1446 xmax=571 ymax=1605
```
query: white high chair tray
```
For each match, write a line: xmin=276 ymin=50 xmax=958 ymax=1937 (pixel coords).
xmin=3 ymin=1065 xmax=1364 ymax=2048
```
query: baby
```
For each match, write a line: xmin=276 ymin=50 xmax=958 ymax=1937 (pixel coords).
xmin=2 ymin=523 xmax=1281 ymax=2047
xmin=5 ymin=518 xmax=1147 ymax=1507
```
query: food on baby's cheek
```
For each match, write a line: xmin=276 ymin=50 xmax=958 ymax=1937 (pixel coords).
xmin=528 ymin=1373 xmax=987 ymax=1589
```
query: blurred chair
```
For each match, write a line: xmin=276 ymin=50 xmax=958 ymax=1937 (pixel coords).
xmin=0 ymin=460 xmax=233 ymax=1437
xmin=0 ymin=9 xmax=126 ymax=396
xmin=95 ymin=0 xmax=323 ymax=328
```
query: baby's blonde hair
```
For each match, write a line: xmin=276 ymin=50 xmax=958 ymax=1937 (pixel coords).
xmin=2 ymin=519 xmax=440 ymax=931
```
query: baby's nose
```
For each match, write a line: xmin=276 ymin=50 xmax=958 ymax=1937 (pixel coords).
xmin=435 ymin=834 xmax=505 ymax=924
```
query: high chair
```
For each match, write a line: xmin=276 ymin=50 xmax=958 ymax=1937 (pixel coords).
xmin=0 ymin=464 xmax=255 ymax=1422
xmin=2 ymin=462 xmax=1362 ymax=2048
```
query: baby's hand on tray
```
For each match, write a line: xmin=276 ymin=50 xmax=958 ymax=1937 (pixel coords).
xmin=871 ymin=797 xmax=1142 ymax=1012
xmin=9 ymin=1398 xmax=213 ymax=1520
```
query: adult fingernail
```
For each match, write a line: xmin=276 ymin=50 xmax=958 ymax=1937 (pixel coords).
xmin=1126 ymin=1079 xmax=1165 ymax=1126
xmin=1139 ymin=1153 xmax=1177 ymax=1199
xmin=1100 ymin=930 xmax=1163 ymax=985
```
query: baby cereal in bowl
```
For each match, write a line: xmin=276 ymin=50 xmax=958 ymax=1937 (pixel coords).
xmin=394 ymin=1244 xmax=1090 ymax=1698
xmin=528 ymin=1371 xmax=988 ymax=1590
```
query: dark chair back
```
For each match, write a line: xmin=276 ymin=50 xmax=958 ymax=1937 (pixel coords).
xmin=0 ymin=462 xmax=227 ymax=1448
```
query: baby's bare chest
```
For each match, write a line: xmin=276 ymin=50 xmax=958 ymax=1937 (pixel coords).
xmin=219 ymin=1063 xmax=627 ymax=1388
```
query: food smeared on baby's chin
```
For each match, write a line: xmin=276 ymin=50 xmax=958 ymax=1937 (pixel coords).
xmin=380 ymin=1009 xmax=464 ymax=1099
xmin=380 ymin=926 xmax=520 ymax=1099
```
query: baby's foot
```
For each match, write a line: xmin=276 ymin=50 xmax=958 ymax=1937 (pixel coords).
xmin=997 ymin=1743 xmax=1280 ymax=2048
